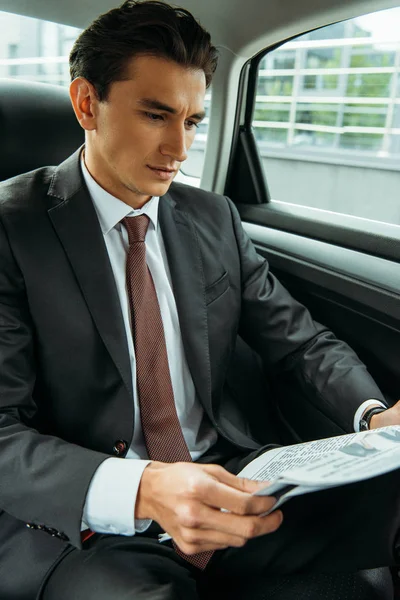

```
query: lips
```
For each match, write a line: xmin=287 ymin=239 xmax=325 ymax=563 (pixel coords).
xmin=147 ymin=165 xmax=176 ymax=173
xmin=147 ymin=165 xmax=176 ymax=181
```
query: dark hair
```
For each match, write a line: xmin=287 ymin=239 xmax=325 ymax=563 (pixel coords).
xmin=69 ymin=0 xmax=218 ymax=100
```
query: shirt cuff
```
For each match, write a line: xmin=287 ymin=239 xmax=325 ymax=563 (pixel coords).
xmin=82 ymin=457 xmax=152 ymax=536
xmin=353 ymin=399 xmax=387 ymax=432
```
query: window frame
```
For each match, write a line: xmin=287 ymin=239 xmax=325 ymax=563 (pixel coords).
xmin=224 ymin=16 xmax=400 ymax=263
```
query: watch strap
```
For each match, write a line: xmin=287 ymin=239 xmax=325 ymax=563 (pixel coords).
xmin=359 ymin=406 xmax=387 ymax=431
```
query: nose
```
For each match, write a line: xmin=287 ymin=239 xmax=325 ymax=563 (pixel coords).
xmin=160 ymin=125 xmax=188 ymax=163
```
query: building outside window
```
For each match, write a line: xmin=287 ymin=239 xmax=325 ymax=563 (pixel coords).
xmin=253 ymin=8 xmax=400 ymax=160
xmin=251 ymin=7 xmax=400 ymax=224
xmin=0 ymin=11 xmax=80 ymax=86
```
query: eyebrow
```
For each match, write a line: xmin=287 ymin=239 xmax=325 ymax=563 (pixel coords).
xmin=137 ymin=98 xmax=206 ymax=121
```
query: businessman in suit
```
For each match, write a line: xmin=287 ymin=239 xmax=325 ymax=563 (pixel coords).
xmin=1 ymin=1 xmax=400 ymax=599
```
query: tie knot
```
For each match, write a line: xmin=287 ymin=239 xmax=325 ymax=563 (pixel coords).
xmin=123 ymin=214 xmax=150 ymax=244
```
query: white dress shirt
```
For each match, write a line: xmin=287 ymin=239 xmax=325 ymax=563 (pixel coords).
xmin=80 ymin=159 xmax=217 ymax=536
xmin=79 ymin=158 xmax=385 ymax=536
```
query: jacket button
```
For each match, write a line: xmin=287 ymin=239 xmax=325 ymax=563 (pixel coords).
xmin=113 ymin=440 xmax=128 ymax=456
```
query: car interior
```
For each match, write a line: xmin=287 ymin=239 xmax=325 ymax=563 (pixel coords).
xmin=0 ymin=0 xmax=399 ymax=597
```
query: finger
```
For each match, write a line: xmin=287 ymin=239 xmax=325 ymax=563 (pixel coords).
xmin=175 ymin=529 xmax=248 ymax=554
xmin=175 ymin=511 xmax=283 ymax=555
xmin=205 ymin=464 xmax=269 ymax=494
xmin=194 ymin=502 xmax=284 ymax=538
xmin=198 ymin=467 xmax=277 ymax=515
xmin=203 ymin=464 xmax=273 ymax=497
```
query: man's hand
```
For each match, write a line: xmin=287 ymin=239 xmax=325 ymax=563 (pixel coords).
xmin=370 ymin=400 xmax=400 ymax=429
xmin=135 ymin=461 xmax=282 ymax=555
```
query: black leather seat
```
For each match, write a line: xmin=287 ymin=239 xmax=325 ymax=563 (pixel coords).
xmin=0 ymin=77 xmax=395 ymax=599
xmin=203 ymin=568 xmax=394 ymax=600
xmin=0 ymin=78 xmax=83 ymax=182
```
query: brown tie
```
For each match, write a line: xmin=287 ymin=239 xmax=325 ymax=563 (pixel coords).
xmin=123 ymin=214 xmax=213 ymax=570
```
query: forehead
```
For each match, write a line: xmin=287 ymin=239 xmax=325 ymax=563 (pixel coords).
xmin=116 ymin=55 xmax=206 ymax=108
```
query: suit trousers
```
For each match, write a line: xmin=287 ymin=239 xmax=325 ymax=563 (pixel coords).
xmin=40 ymin=444 xmax=400 ymax=600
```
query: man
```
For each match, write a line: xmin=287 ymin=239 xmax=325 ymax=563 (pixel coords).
xmin=0 ymin=1 xmax=400 ymax=599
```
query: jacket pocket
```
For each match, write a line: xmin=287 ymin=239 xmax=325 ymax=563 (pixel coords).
xmin=205 ymin=271 xmax=230 ymax=305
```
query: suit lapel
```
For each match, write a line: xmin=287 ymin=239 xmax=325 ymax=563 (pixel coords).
xmin=46 ymin=153 xmax=211 ymax=415
xmin=46 ymin=150 xmax=133 ymax=402
xmin=159 ymin=192 xmax=212 ymax=417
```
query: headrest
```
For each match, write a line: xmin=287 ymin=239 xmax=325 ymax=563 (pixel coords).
xmin=0 ymin=78 xmax=84 ymax=182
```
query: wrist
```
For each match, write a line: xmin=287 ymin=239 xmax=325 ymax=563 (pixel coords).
xmin=369 ymin=408 xmax=390 ymax=429
xmin=369 ymin=413 xmax=381 ymax=429
xmin=360 ymin=405 xmax=387 ymax=430
xmin=135 ymin=461 xmax=166 ymax=520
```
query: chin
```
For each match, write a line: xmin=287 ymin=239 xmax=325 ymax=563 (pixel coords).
xmin=143 ymin=181 xmax=173 ymax=198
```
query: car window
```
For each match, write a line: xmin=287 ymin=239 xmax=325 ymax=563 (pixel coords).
xmin=0 ymin=9 xmax=209 ymax=186
xmin=0 ymin=11 xmax=81 ymax=86
xmin=176 ymin=89 xmax=212 ymax=183
xmin=252 ymin=7 xmax=400 ymax=225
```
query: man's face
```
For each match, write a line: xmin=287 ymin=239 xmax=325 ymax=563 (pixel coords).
xmin=79 ymin=55 xmax=206 ymax=207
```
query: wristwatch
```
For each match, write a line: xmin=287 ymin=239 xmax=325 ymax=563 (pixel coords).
xmin=359 ymin=406 xmax=387 ymax=431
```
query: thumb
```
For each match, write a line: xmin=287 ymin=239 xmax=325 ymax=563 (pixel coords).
xmin=236 ymin=477 xmax=271 ymax=494
xmin=206 ymin=465 xmax=270 ymax=494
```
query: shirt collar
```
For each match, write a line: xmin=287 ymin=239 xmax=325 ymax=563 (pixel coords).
xmin=80 ymin=155 xmax=159 ymax=235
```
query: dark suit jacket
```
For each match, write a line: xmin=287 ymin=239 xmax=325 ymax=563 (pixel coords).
xmin=0 ymin=149 xmax=384 ymax=598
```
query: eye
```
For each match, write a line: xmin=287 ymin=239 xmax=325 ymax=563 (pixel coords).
xmin=186 ymin=120 xmax=199 ymax=130
xmin=145 ymin=112 xmax=164 ymax=122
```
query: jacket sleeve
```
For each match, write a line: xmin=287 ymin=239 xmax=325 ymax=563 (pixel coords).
xmin=226 ymin=198 xmax=386 ymax=433
xmin=0 ymin=217 xmax=109 ymax=549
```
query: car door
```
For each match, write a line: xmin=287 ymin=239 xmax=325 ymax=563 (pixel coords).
xmin=222 ymin=6 xmax=400 ymax=443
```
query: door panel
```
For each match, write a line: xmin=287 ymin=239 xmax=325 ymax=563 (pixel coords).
xmin=241 ymin=221 xmax=400 ymax=440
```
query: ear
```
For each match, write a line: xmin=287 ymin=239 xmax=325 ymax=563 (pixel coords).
xmin=69 ymin=77 xmax=99 ymax=131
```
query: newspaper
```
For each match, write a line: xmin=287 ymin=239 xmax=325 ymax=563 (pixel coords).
xmin=237 ymin=426 xmax=400 ymax=515
xmin=157 ymin=426 xmax=400 ymax=544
